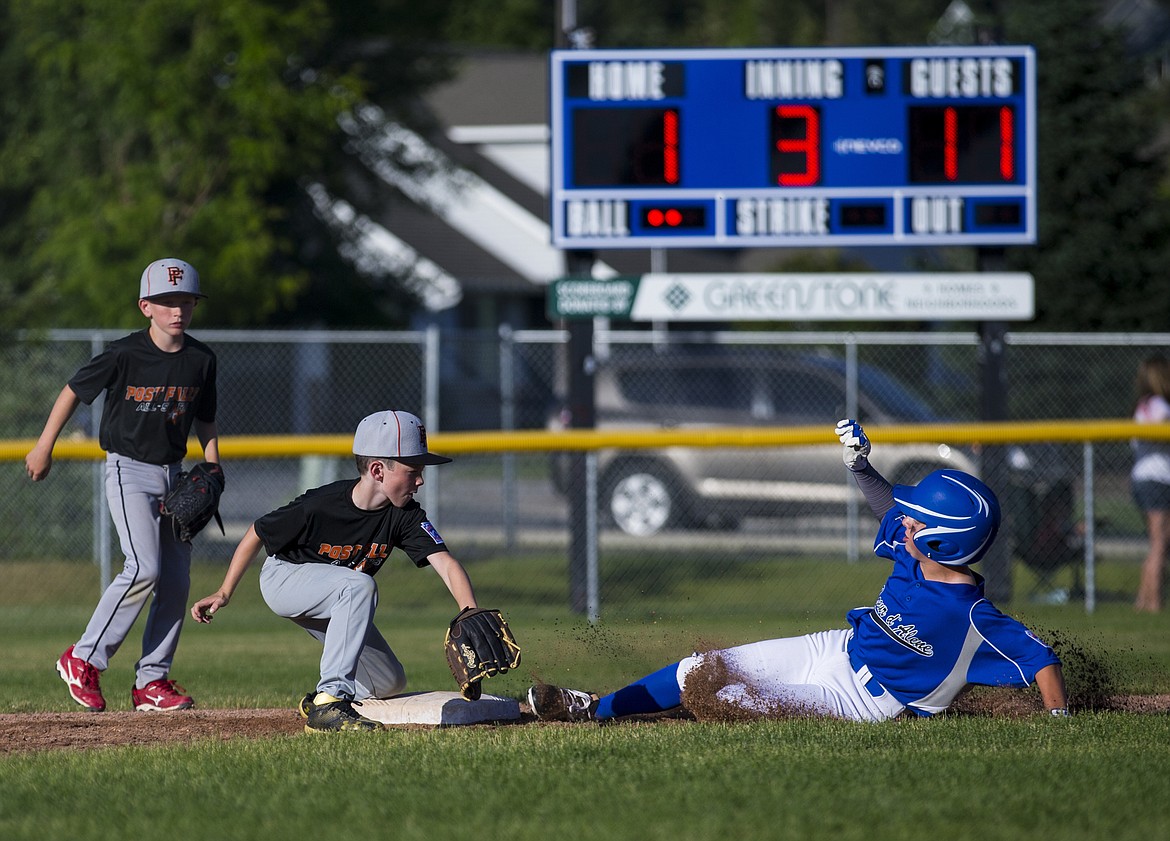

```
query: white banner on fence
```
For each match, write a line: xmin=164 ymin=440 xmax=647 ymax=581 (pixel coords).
xmin=626 ymin=273 xmax=1034 ymax=321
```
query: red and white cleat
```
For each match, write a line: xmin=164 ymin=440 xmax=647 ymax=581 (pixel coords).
xmin=56 ymin=646 xmax=106 ymax=712
xmin=131 ymin=679 xmax=195 ymax=711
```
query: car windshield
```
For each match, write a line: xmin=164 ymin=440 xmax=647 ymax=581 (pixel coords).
xmin=855 ymin=363 xmax=939 ymax=422
xmin=607 ymin=351 xmax=943 ymax=424
xmin=784 ymin=354 xmax=941 ymax=423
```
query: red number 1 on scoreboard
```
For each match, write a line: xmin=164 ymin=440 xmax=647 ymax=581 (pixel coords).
xmin=771 ymin=104 xmax=821 ymax=187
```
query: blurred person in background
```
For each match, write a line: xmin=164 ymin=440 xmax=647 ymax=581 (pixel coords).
xmin=1131 ymin=353 xmax=1170 ymax=613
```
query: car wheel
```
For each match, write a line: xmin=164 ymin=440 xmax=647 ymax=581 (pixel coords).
xmin=604 ymin=461 xmax=682 ymax=537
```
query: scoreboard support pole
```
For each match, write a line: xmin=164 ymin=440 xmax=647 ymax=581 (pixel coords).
xmin=977 ymin=246 xmax=1013 ymax=603
xmin=557 ymin=2 xmax=598 ymax=615
xmin=565 ymin=252 xmax=596 ymax=615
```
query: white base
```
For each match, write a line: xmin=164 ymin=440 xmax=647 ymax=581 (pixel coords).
xmin=354 ymin=691 xmax=521 ymax=726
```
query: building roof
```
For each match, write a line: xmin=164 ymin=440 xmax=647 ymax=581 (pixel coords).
xmin=427 ymin=51 xmax=549 ymax=128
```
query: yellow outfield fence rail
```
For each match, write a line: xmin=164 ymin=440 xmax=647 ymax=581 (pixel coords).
xmin=4 ymin=419 xmax=1170 ymax=462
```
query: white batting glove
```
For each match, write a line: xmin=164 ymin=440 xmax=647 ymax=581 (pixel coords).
xmin=835 ymin=418 xmax=870 ymax=470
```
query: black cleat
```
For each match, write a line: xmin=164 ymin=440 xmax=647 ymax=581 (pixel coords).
xmin=303 ymin=694 xmax=384 ymax=733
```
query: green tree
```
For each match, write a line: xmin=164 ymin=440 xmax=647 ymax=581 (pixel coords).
xmin=1001 ymin=0 xmax=1170 ymax=330
xmin=562 ymin=0 xmax=831 ymax=47
xmin=0 ymin=0 xmax=456 ymax=329
xmin=447 ymin=0 xmax=949 ymax=49
xmin=446 ymin=0 xmax=554 ymax=50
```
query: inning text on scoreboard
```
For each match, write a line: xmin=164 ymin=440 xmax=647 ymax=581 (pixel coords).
xmin=550 ymin=46 xmax=1036 ymax=249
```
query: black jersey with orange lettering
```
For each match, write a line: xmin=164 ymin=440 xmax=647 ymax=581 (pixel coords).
xmin=254 ymin=479 xmax=449 ymax=575
xmin=67 ymin=329 xmax=217 ymax=465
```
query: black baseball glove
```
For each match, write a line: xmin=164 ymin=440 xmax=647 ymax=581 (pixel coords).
xmin=444 ymin=607 xmax=522 ymax=701
xmin=160 ymin=462 xmax=225 ymax=543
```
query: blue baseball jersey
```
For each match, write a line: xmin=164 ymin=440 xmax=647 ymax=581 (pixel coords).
xmin=846 ymin=508 xmax=1060 ymax=716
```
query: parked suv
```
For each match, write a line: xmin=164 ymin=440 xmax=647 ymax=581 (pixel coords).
xmin=549 ymin=349 xmax=978 ymax=536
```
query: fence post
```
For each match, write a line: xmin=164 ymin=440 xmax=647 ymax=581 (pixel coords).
xmin=1083 ymin=441 xmax=1097 ymax=614
xmin=90 ymin=331 xmax=111 ymax=590
xmin=424 ymin=324 xmax=442 ymax=524
xmin=978 ymin=318 xmax=1012 ymax=602
xmin=585 ymin=452 xmax=600 ymax=623
xmin=563 ymin=259 xmax=597 ymax=615
xmin=499 ymin=324 xmax=517 ymax=551
xmin=845 ymin=334 xmax=860 ymax=563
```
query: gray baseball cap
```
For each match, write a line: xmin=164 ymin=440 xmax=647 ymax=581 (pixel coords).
xmin=139 ymin=258 xmax=205 ymax=300
xmin=352 ymin=410 xmax=452 ymax=465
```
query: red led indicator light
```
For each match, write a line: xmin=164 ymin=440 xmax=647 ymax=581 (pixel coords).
xmin=999 ymin=106 xmax=1014 ymax=180
xmin=663 ymin=109 xmax=680 ymax=185
xmin=944 ymin=107 xmax=958 ymax=181
xmin=641 ymin=205 xmax=706 ymax=229
xmin=645 ymin=208 xmax=686 ymax=227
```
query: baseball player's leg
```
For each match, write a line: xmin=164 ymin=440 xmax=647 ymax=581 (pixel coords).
xmin=259 ymin=558 xmax=379 ymax=700
xmin=352 ymin=624 xmax=407 ymax=700
xmin=73 ymin=458 xmax=170 ymax=670
xmin=691 ymin=629 xmax=896 ymax=721
xmin=292 ymin=618 xmax=408 ymax=700
xmin=594 ymin=661 xmax=686 ymax=720
xmin=548 ymin=631 xmax=856 ymax=722
xmin=538 ymin=630 xmax=872 ymax=723
xmin=687 ymin=632 xmax=831 ymax=691
xmin=589 ymin=635 xmax=820 ymax=720
xmin=134 ymin=522 xmax=192 ymax=686
xmin=1136 ymin=508 xmax=1169 ymax=612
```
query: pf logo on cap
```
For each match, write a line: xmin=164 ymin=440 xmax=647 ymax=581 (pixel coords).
xmin=139 ymin=258 xmax=205 ymax=300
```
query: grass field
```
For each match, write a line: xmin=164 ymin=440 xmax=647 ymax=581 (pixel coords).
xmin=2 ymin=555 xmax=1169 ymax=840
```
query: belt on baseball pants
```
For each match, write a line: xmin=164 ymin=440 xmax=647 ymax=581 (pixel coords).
xmin=848 ymin=647 xmax=887 ymax=698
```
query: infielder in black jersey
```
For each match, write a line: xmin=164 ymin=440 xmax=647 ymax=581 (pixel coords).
xmin=191 ymin=410 xmax=485 ymax=733
xmin=26 ymin=258 xmax=220 ymax=713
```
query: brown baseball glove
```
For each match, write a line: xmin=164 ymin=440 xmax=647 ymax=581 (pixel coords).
xmin=444 ymin=607 xmax=521 ymax=701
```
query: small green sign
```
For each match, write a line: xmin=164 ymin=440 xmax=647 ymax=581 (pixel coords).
xmin=547 ymin=276 xmax=640 ymax=319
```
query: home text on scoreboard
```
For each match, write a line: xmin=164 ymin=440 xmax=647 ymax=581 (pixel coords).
xmin=550 ymin=46 xmax=1036 ymax=249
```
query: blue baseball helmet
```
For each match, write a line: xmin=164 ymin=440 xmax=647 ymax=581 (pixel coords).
xmin=892 ymin=469 xmax=1001 ymax=566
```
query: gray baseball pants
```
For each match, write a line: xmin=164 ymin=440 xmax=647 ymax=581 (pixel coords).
xmin=259 ymin=556 xmax=407 ymax=701
xmin=74 ymin=455 xmax=191 ymax=688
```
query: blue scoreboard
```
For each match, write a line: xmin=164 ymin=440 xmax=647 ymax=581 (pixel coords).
xmin=550 ymin=46 xmax=1036 ymax=249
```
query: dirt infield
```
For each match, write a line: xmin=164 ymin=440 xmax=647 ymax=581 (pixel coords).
xmin=0 ymin=706 xmax=548 ymax=754
xmin=0 ymin=709 xmax=303 ymax=754
xmin=3 ymin=693 xmax=1168 ymax=755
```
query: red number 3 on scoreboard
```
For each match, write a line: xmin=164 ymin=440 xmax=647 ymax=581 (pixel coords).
xmin=771 ymin=104 xmax=821 ymax=187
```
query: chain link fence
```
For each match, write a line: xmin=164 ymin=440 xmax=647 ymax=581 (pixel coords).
xmin=3 ymin=327 xmax=1165 ymax=618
